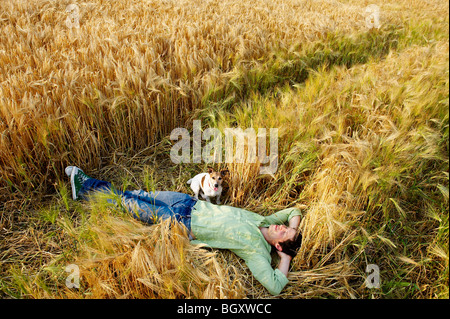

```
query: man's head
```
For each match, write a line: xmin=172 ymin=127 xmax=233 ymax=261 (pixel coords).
xmin=266 ymin=224 xmax=302 ymax=258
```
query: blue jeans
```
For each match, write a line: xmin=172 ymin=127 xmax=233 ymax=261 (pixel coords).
xmin=78 ymin=178 xmax=197 ymax=233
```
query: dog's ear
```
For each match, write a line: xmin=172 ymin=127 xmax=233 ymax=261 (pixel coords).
xmin=207 ymin=167 xmax=214 ymax=174
xmin=220 ymin=169 xmax=229 ymax=177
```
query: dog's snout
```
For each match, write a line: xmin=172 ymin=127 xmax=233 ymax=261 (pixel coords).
xmin=214 ymin=183 xmax=219 ymax=188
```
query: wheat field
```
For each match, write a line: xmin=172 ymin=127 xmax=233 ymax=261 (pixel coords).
xmin=0 ymin=0 xmax=448 ymax=299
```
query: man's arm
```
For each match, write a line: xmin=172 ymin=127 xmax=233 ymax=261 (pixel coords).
xmin=276 ymin=250 xmax=292 ymax=277
xmin=276 ymin=215 xmax=300 ymax=281
xmin=263 ymin=207 xmax=303 ymax=226
xmin=288 ymin=215 xmax=301 ymax=229
xmin=245 ymin=254 xmax=289 ymax=295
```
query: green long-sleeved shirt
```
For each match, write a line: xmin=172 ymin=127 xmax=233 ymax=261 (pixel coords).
xmin=190 ymin=200 xmax=302 ymax=295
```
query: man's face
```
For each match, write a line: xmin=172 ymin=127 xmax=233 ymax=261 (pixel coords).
xmin=267 ymin=224 xmax=297 ymax=247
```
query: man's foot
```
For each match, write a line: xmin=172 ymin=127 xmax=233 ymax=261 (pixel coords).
xmin=65 ymin=166 xmax=91 ymax=200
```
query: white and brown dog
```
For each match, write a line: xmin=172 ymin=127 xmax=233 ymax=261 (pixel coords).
xmin=187 ymin=167 xmax=228 ymax=204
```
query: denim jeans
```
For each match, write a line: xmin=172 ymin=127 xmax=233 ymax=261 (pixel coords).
xmin=78 ymin=177 xmax=197 ymax=233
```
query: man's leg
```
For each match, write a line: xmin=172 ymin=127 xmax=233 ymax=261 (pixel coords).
xmin=124 ymin=189 xmax=196 ymax=207
xmin=121 ymin=190 xmax=196 ymax=229
xmin=65 ymin=166 xmax=196 ymax=231
xmin=65 ymin=166 xmax=110 ymax=200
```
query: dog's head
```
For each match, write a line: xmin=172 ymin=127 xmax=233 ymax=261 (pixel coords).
xmin=207 ymin=167 xmax=228 ymax=191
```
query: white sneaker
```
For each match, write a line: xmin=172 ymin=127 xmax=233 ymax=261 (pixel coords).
xmin=65 ymin=166 xmax=91 ymax=200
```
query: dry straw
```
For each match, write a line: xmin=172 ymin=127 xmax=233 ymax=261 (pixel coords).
xmin=66 ymin=211 xmax=246 ymax=299
xmin=0 ymin=0 xmax=448 ymax=299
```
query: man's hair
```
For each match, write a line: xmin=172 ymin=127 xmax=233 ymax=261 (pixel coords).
xmin=279 ymin=231 xmax=302 ymax=258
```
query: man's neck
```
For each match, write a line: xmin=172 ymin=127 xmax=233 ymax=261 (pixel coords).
xmin=259 ymin=227 xmax=273 ymax=246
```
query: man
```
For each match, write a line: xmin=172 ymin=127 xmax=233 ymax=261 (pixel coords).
xmin=65 ymin=166 xmax=303 ymax=295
